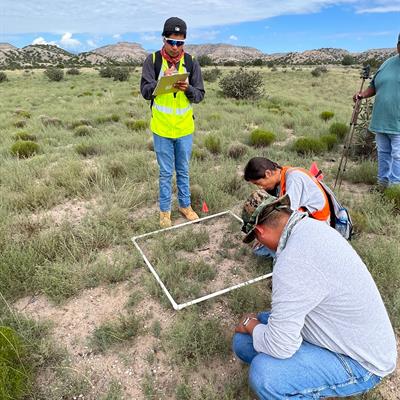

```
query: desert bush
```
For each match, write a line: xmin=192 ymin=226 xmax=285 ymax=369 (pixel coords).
xmin=343 ymin=161 xmax=377 ymax=185
xmin=0 ymin=71 xmax=8 ymax=83
xmin=202 ymin=67 xmax=222 ymax=82
xmin=90 ymin=315 xmax=141 ymax=353
xmin=320 ymin=111 xmax=335 ymax=121
xmin=227 ymin=142 xmax=248 ymax=159
xmin=342 ymin=55 xmax=355 ymax=66
xmin=329 ymin=122 xmax=348 ymax=140
xmin=292 ymin=137 xmax=326 ymax=155
xmin=384 ymin=185 xmax=400 ymax=210
xmin=14 ymin=131 xmax=37 ymax=141
xmin=311 ymin=67 xmax=324 ymax=77
xmin=40 ymin=115 xmax=63 ymax=127
xmin=74 ymin=125 xmax=94 ymax=137
xmin=190 ymin=184 xmax=204 ymax=211
xmin=99 ymin=66 xmax=114 ymax=78
xmin=14 ymin=109 xmax=31 ymax=118
xmin=249 ymin=129 xmax=276 ymax=147
xmin=0 ymin=326 xmax=30 ymax=399
xmin=197 ymin=55 xmax=213 ymax=67
xmin=10 ymin=141 xmax=40 ymax=158
xmin=204 ymin=134 xmax=222 ymax=154
xmin=146 ymin=139 xmax=154 ymax=151
xmin=66 ymin=68 xmax=80 ymax=75
xmin=95 ymin=114 xmax=120 ymax=124
xmin=75 ymin=143 xmax=101 ymax=157
xmin=13 ymin=120 xmax=27 ymax=128
xmin=70 ymin=118 xmax=91 ymax=129
xmin=125 ymin=119 xmax=147 ymax=131
xmin=192 ymin=146 xmax=207 ymax=160
xmin=106 ymin=160 xmax=127 ymax=178
xmin=320 ymin=134 xmax=338 ymax=150
xmin=167 ymin=313 xmax=228 ymax=364
xmin=112 ymin=67 xmax=130 ymax=82
xmin=219 ymin=68 xmax=264 ymax=100
xmin=44 ymin=67 xmax=64 ymax=81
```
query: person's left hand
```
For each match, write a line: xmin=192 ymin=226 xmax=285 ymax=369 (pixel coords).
xmin=234 ymin=313 xmax=259 ymax=334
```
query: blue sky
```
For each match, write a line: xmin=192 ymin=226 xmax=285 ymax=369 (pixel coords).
xmin=0 ymin=1 xmax=399 ymax=53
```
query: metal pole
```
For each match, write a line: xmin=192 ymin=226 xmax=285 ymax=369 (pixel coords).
xmin=334 ymin=65 xmax=370 ymax=190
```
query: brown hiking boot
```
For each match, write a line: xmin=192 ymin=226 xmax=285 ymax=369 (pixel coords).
xmin=160 ymin=211 xmax=172 ymax=228
xmin=178 ymin=206 xmax=199 ymax=221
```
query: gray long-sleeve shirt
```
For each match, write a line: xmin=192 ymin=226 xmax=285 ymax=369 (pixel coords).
xmin=140 ymin=52 xmax=205 ymax=103
xmin=253 ymin=217 xmax=397 ymax=377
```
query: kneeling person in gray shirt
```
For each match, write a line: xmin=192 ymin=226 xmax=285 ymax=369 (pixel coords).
xmin=233 ymin=189 xmax=397 ymax=400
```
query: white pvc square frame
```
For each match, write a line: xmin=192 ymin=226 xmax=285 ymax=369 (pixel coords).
xmin=131 ymin=210 xmax=273 ymax=310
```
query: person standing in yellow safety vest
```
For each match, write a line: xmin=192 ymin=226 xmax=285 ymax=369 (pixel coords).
xmin=140 ymin=17 xmax=205 ymax=228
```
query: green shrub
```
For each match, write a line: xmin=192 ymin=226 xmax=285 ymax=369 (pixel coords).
xmin=311 ymin=68 xmax=322 ymax=77
xmin=13 ymin=120 xmax=27 ymax=128
xmin=99 ymin=66 xmax=114 ymax=78
xmin=70 ymin=118 xmax=91 ymax=129
xmin=0 ymin=327 xmax=30 ymax=399
xmin=75 ymin=143 xmax=100 ymax=157
xmin=40 ymin=115 xmax=63 ymax=127
xmin=0 ymin=71 xmax=8 ymax=83
xmin=14 ymin=109 xmax=31 ymax=118
xmin=320 ymin=134 xmax=338 ymax=150
xmin=204 ymin=135 xmax=222 ymax=154
xmin=219 ymin=68 xmax=264 ymax=100
xmin=95 ymin=114 xmax=120 ymax=124
xmin=44 ymin=67 xmax=64 ymax=81
xmin=74 ymin=125 xmax=94 ymax=137
xmin=146 ymin=139 xmax=154 ymax=151
xmin=106 ymin=160 xmax=127 ymax=178
xmin=329 ymin=122 xmax=348 ymax=140
xmin=125 ymin=119 xmax=147 ymax=131
xmin=343 ymin=161 xmax=377 ymax=185
xmin=320 ymin=111 xmax=335 ymax=121
xmin=383 ymin=185 xmax=400 ymax=210
xmin=202 ymin=67 xmax=222 ymax=83
xmin=112 ymin=67 xmax=130 ymax=82
xmin=10 ymin=141 xmax=40 ymax=158
xmin=227 ymin=142 xmax=248 ymax=159
xmin=249 ymin=129 xmax=276 ymax=147
xmin=192 ymin=146 xmax=207 ymax=160
xmin=292 ymin=137 xmax=326 ymax=155
xmin=89 ymin=315 xmax=141 ymax=353
xmin=167 ymin=313 xmax=228 ymax=364
xmin=190 ymin=184 xmax=204 ymax=211
xmin=14 ymin=131 xmax=37 ymax=141
xmin=66 ymin=68 xmax=80 ymax=75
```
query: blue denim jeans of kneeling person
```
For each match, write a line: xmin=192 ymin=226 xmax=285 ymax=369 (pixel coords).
xmin=375 ymin=132 xmax=400 ymax=186
xmin=232 ymin=312 xmax=382 ymax=400
xmin=153 ymin=133 xmax=193 ymax=211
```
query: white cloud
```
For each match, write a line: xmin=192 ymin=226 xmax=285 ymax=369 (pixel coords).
xmin=3 ymin=0 xmax=389 ymax=34
xmin=60 ymin=32 xmax=81 ymax=48
xmin=113 ymin=34 xmax=121 ymax=39
xmin=229 ymin=35 xmax=238 ymax=40
xmin=86 ymin=39 xmax=97 ymax=47
xmin=189 ymin=30 xmax=220 ymax=42
xmin=32 ymin=36 xmax=57 ymax=45
xmin=356 ymin=0 xmax=400 ymax=13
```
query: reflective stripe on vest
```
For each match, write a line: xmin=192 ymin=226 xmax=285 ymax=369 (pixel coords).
xmin=150 ymin=53 xmax=194 ymax=139
xmin=279 ymin=166 xmax=331 ymax=221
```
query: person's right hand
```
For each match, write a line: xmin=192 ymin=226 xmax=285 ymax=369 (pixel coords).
xmin=353 ymin=92 xmax=362 ymax=103
xmin=164 ymin=66 xmax=176 ymax=76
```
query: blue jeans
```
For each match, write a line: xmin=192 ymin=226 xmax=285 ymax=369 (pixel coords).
xmin=375 ymin=132 xmax=400 ymax=186
xmin=232 ymin=312 xmax=382 ymax=399
xmin=153 ymin=133 xmax=193 ymax=211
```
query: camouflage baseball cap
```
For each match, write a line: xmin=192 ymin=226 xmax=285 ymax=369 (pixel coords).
xmin=241 ymin=190 xmax=291 ymax=243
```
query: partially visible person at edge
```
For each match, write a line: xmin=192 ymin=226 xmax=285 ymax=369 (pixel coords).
xmin=244 ymin=156 xmax=331 ymax=257
xmin=140 ymin=17 xmax=205 ymax=228
xmin=353 ymin=33 xmax=400 ymax=188
xmin=233 ymin=190 xmax=397 ymax=400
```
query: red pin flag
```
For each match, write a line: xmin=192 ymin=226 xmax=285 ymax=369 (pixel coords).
xmin=201 ymin=201 xmax=209 ymax=213
xmin=309 ymin=162 xmax=324 ymax=181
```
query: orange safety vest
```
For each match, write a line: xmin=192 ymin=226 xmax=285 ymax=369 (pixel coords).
xmin=279 ymin=166 xmax=331 ymax=221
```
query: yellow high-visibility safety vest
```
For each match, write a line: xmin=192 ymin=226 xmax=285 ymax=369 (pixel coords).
xmin=151 ymin=53 xmax=194 ymax=138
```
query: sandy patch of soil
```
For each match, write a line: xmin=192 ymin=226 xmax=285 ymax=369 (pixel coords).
xmin=31 ymin=198 xmax=98 ymax=226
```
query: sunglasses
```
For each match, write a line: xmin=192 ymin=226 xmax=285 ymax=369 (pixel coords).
xmin=164 ymin=37 xmax=185 ymax=47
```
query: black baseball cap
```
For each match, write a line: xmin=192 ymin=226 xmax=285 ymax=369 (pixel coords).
xmin=162 ymin=17 xmax=187 ymax=38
